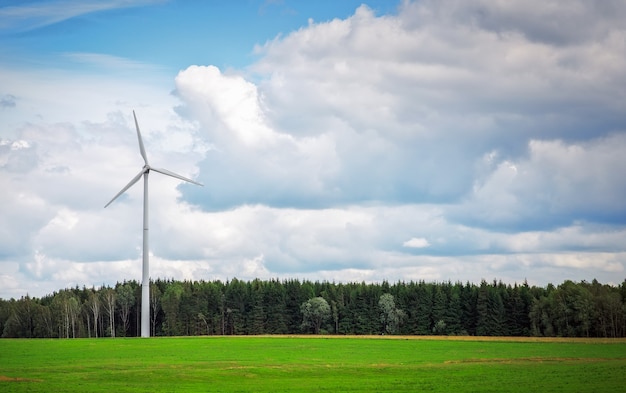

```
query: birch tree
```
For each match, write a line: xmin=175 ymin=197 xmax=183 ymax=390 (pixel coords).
xmin=103 ymin=288 xmax=116 ymax=337
xmin=89 ymin=290 xmax=100 ymax=338
xmin=150 ymin=283 xmax=161 ymax=337
xmin=117 ymin=283 xmax=135 ymax=337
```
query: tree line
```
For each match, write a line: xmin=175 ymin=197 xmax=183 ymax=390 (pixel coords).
xmin=1 ymin=278 xmax=625 ymax=338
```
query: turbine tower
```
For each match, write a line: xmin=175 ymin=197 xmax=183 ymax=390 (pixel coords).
xmin=105 ymin=110 xmax=203 ymax=338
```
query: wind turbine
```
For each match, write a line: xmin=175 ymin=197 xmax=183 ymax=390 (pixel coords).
xmin=105 ymin=110 xmax=203 ymax=338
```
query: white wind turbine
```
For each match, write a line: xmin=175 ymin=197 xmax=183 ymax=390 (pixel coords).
xmin=105 ymin=110 xmax=203 ymax=338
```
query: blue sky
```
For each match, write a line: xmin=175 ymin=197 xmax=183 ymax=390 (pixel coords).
xmin=1 ymin=0 xmax=625 ymax=298
xmin=2 ymin=1 xmax=397 ymax=71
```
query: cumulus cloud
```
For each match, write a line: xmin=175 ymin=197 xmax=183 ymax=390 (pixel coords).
xmin=176 ymin=2 xmax=626 ymax=212
xmin=457 ymin=134 xmax=626 ymax=229
xmin=172 ymin=2 xmax=624 ymax=281
xmin=2 ymin=0 xmax=626 ymax=298
xmin=430 ymin=0 xmax=626 ymax=46
xmin=175 ymin=65 xmax=341 ymax=208
xmin=403 ymin=238 xmax=430 ymax=249
xmin=0 ymin=97 xmax=204 ymax=296
xmin=166 ymin=1 xmax=625 ymax=289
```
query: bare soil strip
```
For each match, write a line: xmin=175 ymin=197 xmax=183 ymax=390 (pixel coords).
xmin=0 ymin=375 xmax=43 ymax=383
xmin=255 ymin=335 xmax=626 ymax=343
xmin=444 ymin=357 xmax=626 ymax=364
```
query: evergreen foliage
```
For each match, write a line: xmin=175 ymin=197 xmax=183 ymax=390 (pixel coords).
xmin=1 ymin=278 xmax=625 ymax=338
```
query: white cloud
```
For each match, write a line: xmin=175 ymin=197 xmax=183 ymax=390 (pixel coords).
xmin=458 ymin=134 xmax=626 ymax=228
xmin=175 ymin=65 xmax=342 ymax=208
xmin=2 ymin=0 xmax=626 ymax=298
xmin=403 ymin=237 xmax=430 ymax=249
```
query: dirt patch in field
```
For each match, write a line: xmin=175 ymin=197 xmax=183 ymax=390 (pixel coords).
xmin=444 ymin=357 xmax=619 ymax=365
xmin=0 ymin=375 xmax=43 ymax=383
xmin=260 ymin=335 xmax=626 ymax=344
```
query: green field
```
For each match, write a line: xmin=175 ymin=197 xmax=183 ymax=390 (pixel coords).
xmin=1 ymin=336 xmax=625 ymax=392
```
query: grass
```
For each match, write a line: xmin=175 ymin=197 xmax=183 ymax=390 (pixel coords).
xmin=1 ymin=336 xmax=625 ymax=392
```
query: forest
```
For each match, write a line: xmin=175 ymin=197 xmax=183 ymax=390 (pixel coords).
xmin=1 ymin=278 xmax=625 ymax=338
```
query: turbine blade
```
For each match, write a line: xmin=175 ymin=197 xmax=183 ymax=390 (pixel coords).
xmin=133 ymin=110 xmax=149 ymax=166
xmin=151 ymin=167 xmax=204 ymax=186
xmin=104 ymin=169 xmax=145 ymax=208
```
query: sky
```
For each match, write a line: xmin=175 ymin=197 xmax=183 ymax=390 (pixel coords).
xmin=1 ymin=0 xmax=625 ymax=299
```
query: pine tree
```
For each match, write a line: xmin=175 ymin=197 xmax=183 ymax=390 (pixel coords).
xmin=264 ymin=280 xmax=288 ymax=334
xmin=415 ymin=283 xmax=433 ymax=334
xmin=444 ymin=285 xmax=463 ymax=334
xmin=431 ymin=286 xmax=447 ymax=333
xmin=247 ymin=281 xmax=265 ymax=335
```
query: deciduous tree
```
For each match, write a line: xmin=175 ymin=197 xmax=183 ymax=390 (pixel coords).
xmin=301 ymin=297 xmax=330 ymax=334
xmin=117 ymin=283 xmax=135 ymax=337
xmin=102 ymin=288 xmax=116 ymax=338
xmin=379 ymin=293 xmax=405 ymax=334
